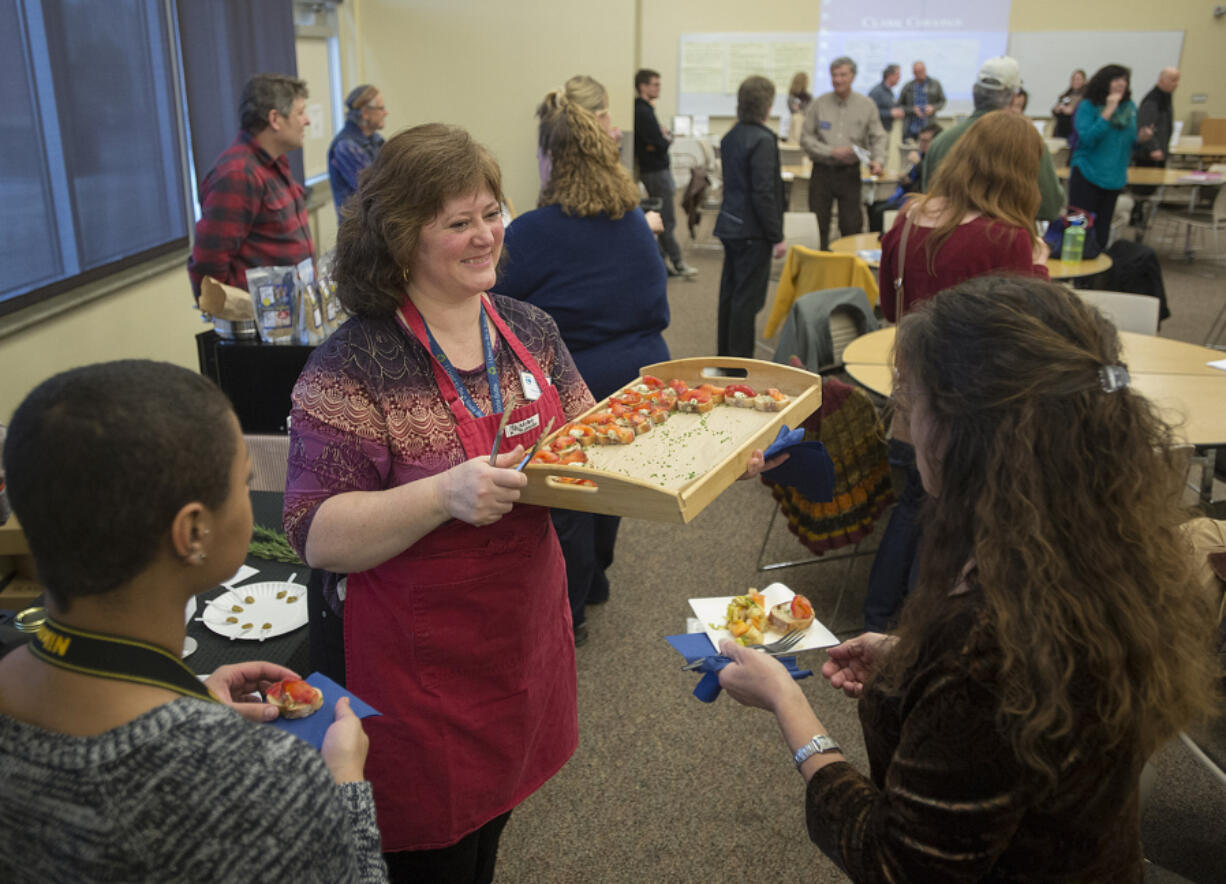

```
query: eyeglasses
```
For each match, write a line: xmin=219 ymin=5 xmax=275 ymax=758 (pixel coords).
xmin=366 ymin=105 xmax=387 ymax=112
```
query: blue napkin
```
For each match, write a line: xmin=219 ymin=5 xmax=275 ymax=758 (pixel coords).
xmin=761 ymin=425 xmax=835 ymax=502
xmin=666 ymin=633 xmax=812 ymax=703
xmin=269 ymin=672 xmax=381 ymax=749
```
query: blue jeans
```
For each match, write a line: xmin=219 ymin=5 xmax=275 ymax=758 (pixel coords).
xmin=863 ymin=439 xmax=924 ymax=631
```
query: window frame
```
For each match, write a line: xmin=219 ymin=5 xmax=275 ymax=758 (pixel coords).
xmin=0 ymin=0 xmax=196 ymax=337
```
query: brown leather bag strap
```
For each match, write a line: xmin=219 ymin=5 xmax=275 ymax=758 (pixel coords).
xmin=894 ymin=209 xmax=914 ymax=320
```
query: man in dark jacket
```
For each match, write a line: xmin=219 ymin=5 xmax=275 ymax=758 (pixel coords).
xmin=1134 ymin=67 xmax=1179 ymax=168
xmin=634 ymin=68 xmax=697 ymax=277
xmin=714 ymin=76 xmax=785 ymax=357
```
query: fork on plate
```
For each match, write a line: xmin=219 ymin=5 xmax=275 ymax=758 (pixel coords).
xmin=680 ymin=629 xmax=806 ymax=671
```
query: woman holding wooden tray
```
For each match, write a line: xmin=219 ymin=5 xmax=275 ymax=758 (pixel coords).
xmin=284 ymin=124 xmax=596 ymax=882
xmin=496 ymin=75 xmax=670 ymax=645
xmin=717 ymin=277 xmax=1219 ymax=881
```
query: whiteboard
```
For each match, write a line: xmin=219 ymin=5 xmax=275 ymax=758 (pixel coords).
xmin=678 ymin=32 xmax=817 ymax=118
xmin=1007 ymin=31 xmax=1183 ymax=116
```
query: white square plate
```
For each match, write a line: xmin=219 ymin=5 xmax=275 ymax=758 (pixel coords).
xmin=687 ymin=582 xmax=838 ymax=654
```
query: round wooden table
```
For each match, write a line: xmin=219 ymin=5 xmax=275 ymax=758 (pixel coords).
xmin=829 ymin=233 xmax=883 ymax=267
xmin=843 ymin=327 xmax=1226 ymax=448
xmin=1056 ymin=166 xmax=1223 ymax=188
xmin=1046 ymin=253 xmax=1113 ymax=280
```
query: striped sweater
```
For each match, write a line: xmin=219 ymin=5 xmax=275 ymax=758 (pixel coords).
xmin=0 ymin=698 xmax=387 ymax=882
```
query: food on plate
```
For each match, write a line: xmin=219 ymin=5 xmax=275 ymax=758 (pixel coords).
xmin=609 ymin=390 xmax=642 ymax=408
xmin=677 ymin=388 xmax=714 ymax=414
xmin=276 ymin=590 xmax=287 ymax=599
xmin=225 ymin=616 xmax=238 ymax=624
xmin=724 ymin=383 xmax=757 ymax=407
xmin=580 ymin=410 xmax=615 ymax=426
xmin=559 ymin=422 xmax=597 ymax=446
xmin=529 ymin=373 xmax=800 ymax=478
xmin=265 ymin=678 xmax=325 ymax=719
xmin=768 ymin=594 xmax=814 ymax=633
xmin=754 ymin=388 xmax=790 ymax=412
xmin=724 ymin=589 xmax=768 ymax=646
xmin=698 ymin=383 xmax=726 ymax=405
xmin=594 ymin=424 xmax=635 ymax=445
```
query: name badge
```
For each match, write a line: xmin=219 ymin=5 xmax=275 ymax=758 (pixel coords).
xmin=819 ymin=120 xmax=832 ymax=130
xmin=521 ymin=371 xmax=542 ymax=401
xmin=504 ymin=414 xmax=540 ymax=438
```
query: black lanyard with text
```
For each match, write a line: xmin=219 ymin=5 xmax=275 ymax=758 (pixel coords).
xmin=29 ymin=618 xmax=218 ymax=703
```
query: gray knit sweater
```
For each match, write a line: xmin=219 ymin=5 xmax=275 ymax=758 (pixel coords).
xmin=0 ymin=697 xmax=387 ymax=882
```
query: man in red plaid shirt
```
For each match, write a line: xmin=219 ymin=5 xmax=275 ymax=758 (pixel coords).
xmin=188 ymin=74 xmax=315 ymax=299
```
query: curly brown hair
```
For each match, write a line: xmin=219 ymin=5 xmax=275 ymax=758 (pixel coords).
xmin=334 ymin=123 xmax=503 ymax=318
xmin=914 ymin=111 xmax=1042 ymax=274
xmin=883 ymin=276 xmax=1220 ymax=789
xmin=537 ymin=80 xmax=639 ymax=219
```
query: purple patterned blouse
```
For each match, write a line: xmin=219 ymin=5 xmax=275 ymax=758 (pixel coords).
xmin=284 ymin=294 xmax=594 ymax=612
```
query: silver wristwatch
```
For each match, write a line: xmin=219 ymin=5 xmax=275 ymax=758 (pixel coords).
xmin=793 ymin=734 xmax=840 ymax=769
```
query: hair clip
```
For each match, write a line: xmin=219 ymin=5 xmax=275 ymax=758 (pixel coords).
xmin=1098 ymin=365 xmax=1130 ymax=393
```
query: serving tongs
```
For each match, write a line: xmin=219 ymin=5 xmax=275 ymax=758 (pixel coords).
xmin=515 ymin=417 xmax=556 ymax=471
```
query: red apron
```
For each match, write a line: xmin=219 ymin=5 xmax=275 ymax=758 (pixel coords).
xmin=345 ymin=295 xmax=577 ymax=851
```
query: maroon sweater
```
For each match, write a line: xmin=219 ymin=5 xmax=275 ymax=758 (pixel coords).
xmin=880 ymin=215 xmax=1049 ymax=322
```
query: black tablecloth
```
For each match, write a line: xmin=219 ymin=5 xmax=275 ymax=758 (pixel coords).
xmin=185 ymin=491 xmax=310 ymax=676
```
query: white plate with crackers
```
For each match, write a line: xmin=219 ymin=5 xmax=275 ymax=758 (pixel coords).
xmin=200 ymin=582 xmax=308 ymax=641
xmin=688 ymin=582 xmax=839 ymax=654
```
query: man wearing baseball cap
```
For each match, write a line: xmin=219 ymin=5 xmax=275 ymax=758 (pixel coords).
xmin=328 ymin=84 xmax=388 ymax=219
xmin=921 ymin=56 xmax=1064 ymax=221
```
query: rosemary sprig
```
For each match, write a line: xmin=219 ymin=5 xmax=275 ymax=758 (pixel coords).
xmin=248 ymin=524 xmax=303 ymax=564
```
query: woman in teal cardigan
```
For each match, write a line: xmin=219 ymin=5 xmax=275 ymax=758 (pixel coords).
xmin=1069 ymin=64 xmax=1154 ymax=251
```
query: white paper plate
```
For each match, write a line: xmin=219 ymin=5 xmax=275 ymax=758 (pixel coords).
xmin=200 ymin=582 xmax=308 ymax=641
xmin=687 ymin=582 xmax=838 ymax=653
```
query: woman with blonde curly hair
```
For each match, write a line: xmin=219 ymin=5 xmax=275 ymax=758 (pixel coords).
xmin=496 ymin=75 xmax=670 ymax=642
xmin=880 ymin=109 xmax=1051 ymax=323
xmin=718 ymin=276 xmax=1220 ymax=881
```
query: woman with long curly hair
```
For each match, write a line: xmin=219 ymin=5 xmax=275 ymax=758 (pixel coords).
xmin=717 ymin=276 xmax=1220 ymax=881
xmin=880 ymin=109 xmax=1051 ymax=323
xmin=496 ymin=75 xmax=670 ymax=642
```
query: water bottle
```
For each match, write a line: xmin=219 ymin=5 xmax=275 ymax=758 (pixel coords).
xmin=1061 ymin=217 xmax=1086 ymax=263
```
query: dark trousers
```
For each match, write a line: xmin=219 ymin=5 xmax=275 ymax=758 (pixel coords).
xmin=640 ymin=168 xmax=684 ymax=267
xmin=383 ymin=811 xmax=512 ymax=884
xmin=809 ymin=163 xmax=863 ymax=250
xmin=717 ymin=238 xmax=773 ymax=357
xmin=863 ymin=440 xmax=923 ymax=632
xmin=308 ymin=569 xmax=346 ymax=685
xmin=550 ymin=508 xmax=619 ymax=628
xmin=1068 ymin=166 xmax=1119 ymax=253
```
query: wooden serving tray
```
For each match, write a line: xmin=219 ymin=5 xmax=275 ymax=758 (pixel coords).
xmin=518 ymin=357 xmax=821 ymax=523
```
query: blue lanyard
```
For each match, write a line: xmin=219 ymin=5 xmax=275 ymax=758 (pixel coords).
xmin=423 ymin=307 xmax=503 ymax=419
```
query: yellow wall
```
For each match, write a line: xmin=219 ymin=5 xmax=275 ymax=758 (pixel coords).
xmin=0 ymin=265 xmax=204 ymax=419
xmin=354 ymin=0 xmax=637 ymax=216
